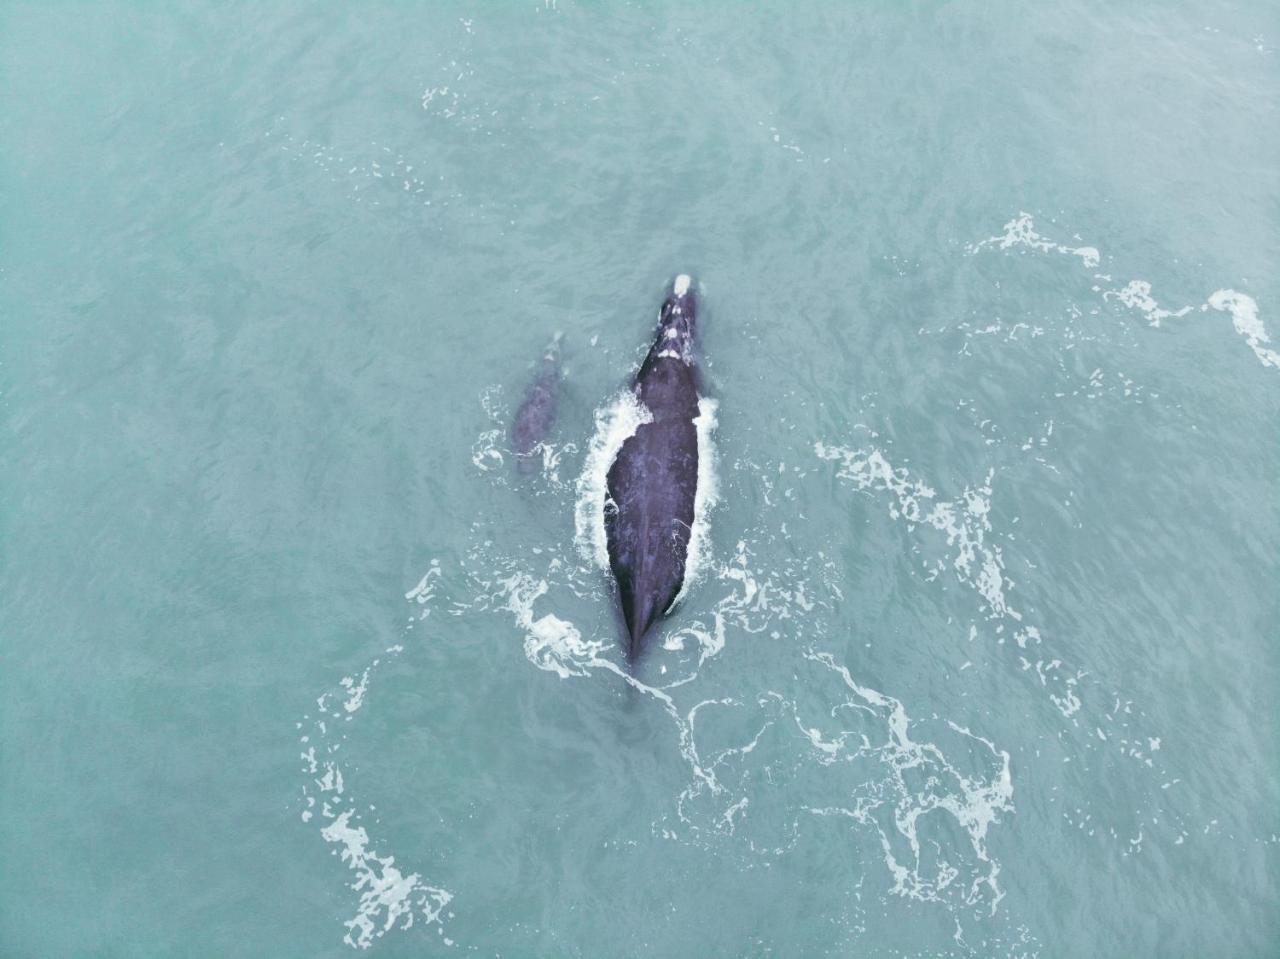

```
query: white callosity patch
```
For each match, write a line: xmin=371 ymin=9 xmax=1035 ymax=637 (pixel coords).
xmin=296 ymin=561 xmax=453 ymax=950
xmin=1208 ymin=289 xmax=1279 ymax=370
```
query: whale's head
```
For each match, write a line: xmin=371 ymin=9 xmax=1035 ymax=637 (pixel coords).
xmin=659 ymin=274 xmax=697 ymax=338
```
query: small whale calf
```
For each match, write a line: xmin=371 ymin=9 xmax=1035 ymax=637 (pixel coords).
xmin=511 ymin=333 xmax=563 ymax=475
xmin=604 ymin=275 xmax=703 ymax=661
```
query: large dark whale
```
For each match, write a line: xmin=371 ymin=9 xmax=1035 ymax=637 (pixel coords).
xmin=604 ymin=275 xmax=702 ymax=661
xmin=511 ymin=333 xmax=562 ymax=475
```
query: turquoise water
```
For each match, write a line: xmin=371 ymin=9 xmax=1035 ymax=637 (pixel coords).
xmin=3 ymin=2 xmax=1278 ymax=956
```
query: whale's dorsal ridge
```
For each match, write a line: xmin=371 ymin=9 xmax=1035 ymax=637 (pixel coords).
xmin=603 ymin=275 xmax=704 ymax=662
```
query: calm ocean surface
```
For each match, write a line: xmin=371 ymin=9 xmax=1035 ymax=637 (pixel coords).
xmin=2 ymin=3 xmax=1277 ymax=956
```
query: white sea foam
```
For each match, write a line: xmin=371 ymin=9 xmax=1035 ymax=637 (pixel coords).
xmin=1103 ymin=280 xmax=1192 ymax=328
xmin=488 ymin=496 xmax=1019 ymax=933
xmin=662 ymin=635 xmax=1014 ymax=918
xmin=537 ymin=439 xmax=578 ymax=488
xmin=341 ymin=670 xmax=370 ymax=713
xmin=496 ymin=566 xmax=729 ymax=799
xmin=503 ymin=571 xmax=608 ymax=679
xmin=1208 ymin=289 xmax=1279 ymax=369
xmin=320 ymin=811 xmax=453 ymax=950
xmin=573 ymin=388 xmax=718 ymax=590
xmin=267 ymin=124 xmax=459 ymax=209
xmin=405 ymin=560 xmax=441 ymax=609
xmin=802 ymin=650 xmax=1013 ymax=915
xmin=814 ymin=442 xmax=1092 ymax=727
xmin=972 ymin=212 xmax=1276 ymax=372
xmin=813 ymin=443 xmax=1013 ymax=619
xmin=672 ymin=396 xmax=720 ymax=607
xmin=498 ymin=540 xmax=734 ymax=689
xmin=297 ymin=561 xmax=454 ymax=950
xmin=493 ymin=529 xmax=807 ymax=791
xmin=573 ymin=389 xmax=652 ymax=570
xmin=969 ymin=211 xmax=1099 ymax=268
xmin=470 ymin=429 xmax=504 ymax=472
xmin=470 ymin=385 xmax=508 ymax=473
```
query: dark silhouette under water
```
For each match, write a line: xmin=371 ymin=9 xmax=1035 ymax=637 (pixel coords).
xmin=511 ymin=333 xmax=563 ymax=476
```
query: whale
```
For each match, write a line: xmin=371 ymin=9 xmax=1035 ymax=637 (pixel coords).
xmin=604 ymin=275 xmax=702 ymax=661
xmin=511 ymin=333 xmax=563 ymax=475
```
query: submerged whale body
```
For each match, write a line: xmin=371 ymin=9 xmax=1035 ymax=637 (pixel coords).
xmin=512 ymin=333 xmax=562 ymax=475
xmin=604 ymin=275 xmax=702 ymax=661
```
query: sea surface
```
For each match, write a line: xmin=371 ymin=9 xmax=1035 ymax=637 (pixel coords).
xmin=2 ymin=3 xmax=1277 ymax=957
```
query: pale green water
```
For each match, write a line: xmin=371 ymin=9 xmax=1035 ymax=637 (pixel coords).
xmin=2 ymin=3 xmax=1278 ymax=957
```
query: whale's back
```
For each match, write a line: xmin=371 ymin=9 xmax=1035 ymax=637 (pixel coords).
xmin=605 ymin=357 xmax=699 ymax=659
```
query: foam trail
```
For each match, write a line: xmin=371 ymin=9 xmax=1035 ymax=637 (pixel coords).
xmin=968 ymin=211 xmax=1099 ymax=268
xmin=1208 ymin=290 xmax=1279 ymax=370
xmin=538 ymin=439 xmax=578 ymax=488
xmin=659 ymin=630 xmax=1014 ymax=917
xmin=499 ymin=568 xmax=725 ymax=796
xmin=573 ymin=390 xmax=651 ymax=570
xmin=471 ymin=385 xmax=508 ymax=473
xmin=814 ymin=442 xmax=1085 ymax=720
xmin=972 ymin=211 xmax=1276 ymax=372
xmin=673 ymin=396 xmax=720 ymax=606
xmin=471 ymin=429 xmax=504 ymax=472
xmin=1103 ymin=280 xmax=1192 ymax=327
xmin=803 ymin=650 xmax=1014 ymax=915
xmin=812 ymin=431 xmax=1190 ymax=876
xmin=503 ymin=572 xmax=608 ymax=679
xmin=321 ymin=812 xmax=453 ymax=950
xmin=297 ymin=560 xmax=454 ymax=950
xmin=488 ymin=504 xmax=1020 ymax=935
xmin=814 ymin=443 xmax=1013 ymax=620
